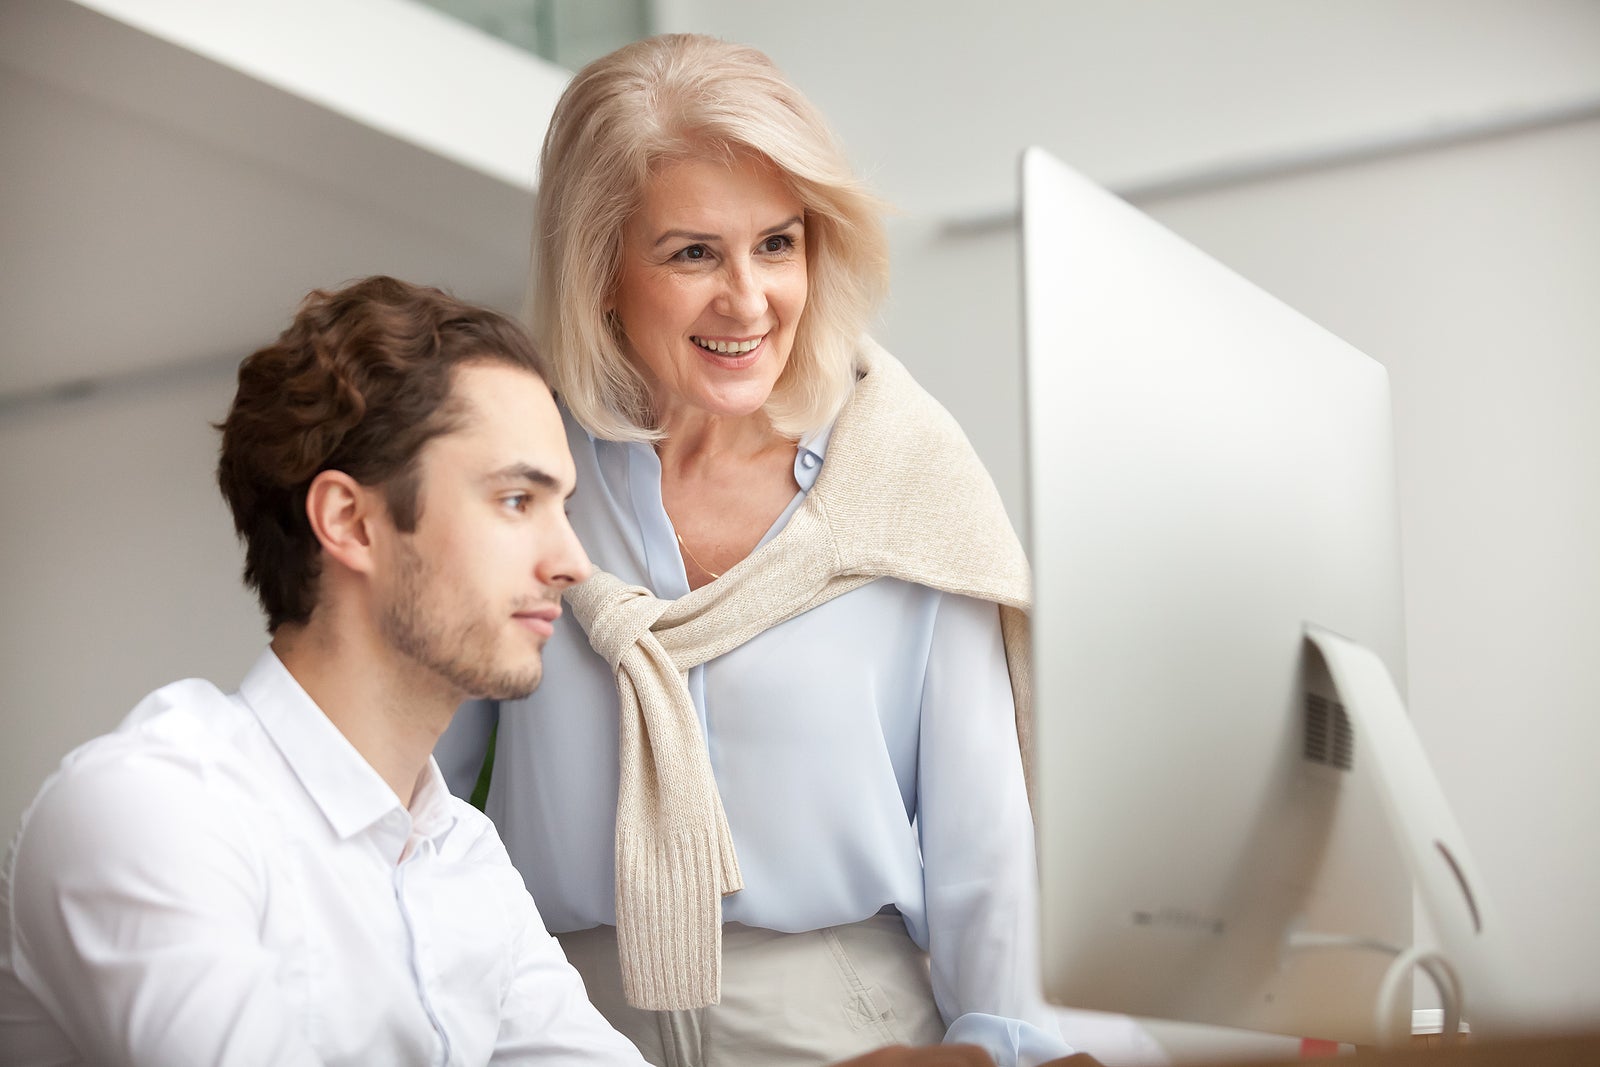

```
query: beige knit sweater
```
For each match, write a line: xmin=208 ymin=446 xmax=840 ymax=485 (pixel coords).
xmin=565 ymin=339 xmax=1033 ymax=1011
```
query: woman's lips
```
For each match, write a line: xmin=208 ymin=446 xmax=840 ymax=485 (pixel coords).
xmin=690 ymin=334 xmax=765 ymax=369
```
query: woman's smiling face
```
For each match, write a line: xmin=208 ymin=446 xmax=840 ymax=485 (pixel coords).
xmin=610 ymin=151 xmax=809 ymax=427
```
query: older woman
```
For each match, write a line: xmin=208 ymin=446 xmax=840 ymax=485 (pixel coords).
xmin=441 ymin=33 xmax=1069 ymax=1067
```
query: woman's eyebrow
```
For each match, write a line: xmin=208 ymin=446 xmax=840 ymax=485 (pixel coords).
xmin=652 ymin=229 xmax=719 ymax=248
xmin=762 ymin=215 xmax=804 ymax=235
xmin=651 ymin=216 xmax=803 ymax=249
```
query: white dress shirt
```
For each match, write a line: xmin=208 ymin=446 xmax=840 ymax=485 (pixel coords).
xmin=0 ymin=651 xmax=648 ymax=1067
xmin=437 ymin=405 xmax=1067 ymax=1066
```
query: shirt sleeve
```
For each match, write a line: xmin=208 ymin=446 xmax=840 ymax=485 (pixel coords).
xmin=916 ymin=593 xmax=1074 ymax=1067
xmin=7 ymin=747 xmax=326 ymax=1067
xmin=489 ymin=859 xmax=650 ymax=1065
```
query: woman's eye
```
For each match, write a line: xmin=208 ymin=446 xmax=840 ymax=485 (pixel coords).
xmin=675 ymin=244 xmax=709 ymax=262
xmin=761 ymin=235 xmax=794 ymax=253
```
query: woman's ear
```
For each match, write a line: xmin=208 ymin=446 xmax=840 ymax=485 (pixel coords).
xmin=304 ymin=469 xmax=380 ymax=576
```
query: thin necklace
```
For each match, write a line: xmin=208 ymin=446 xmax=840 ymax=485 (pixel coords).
xmin=675 ymin=529 xmax=722 ymax=580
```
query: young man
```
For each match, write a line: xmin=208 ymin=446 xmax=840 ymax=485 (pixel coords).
xmin=0 ymin=278 xmax=1031 ymax=1067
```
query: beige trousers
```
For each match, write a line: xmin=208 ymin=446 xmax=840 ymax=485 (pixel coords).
xmin=559 ymin=911 xmax=947 ymax=1067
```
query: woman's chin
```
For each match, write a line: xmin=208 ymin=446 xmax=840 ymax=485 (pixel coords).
xmin=701 ymin=392 xmax=774 ymax=421
xmin=656 ymin=379 xmax=782 ymax=427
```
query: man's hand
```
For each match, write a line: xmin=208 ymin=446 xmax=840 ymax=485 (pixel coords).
xmin=831 ymin=1046 xmax=1103 ymax=1067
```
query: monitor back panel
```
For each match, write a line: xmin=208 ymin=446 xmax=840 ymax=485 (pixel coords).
xmin=1021 ymin=147 xmax=1412 ymax=1045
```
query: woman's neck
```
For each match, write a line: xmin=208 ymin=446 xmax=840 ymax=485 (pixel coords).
xmin=653 ymin=407 xmax=789 ymax=477
xmin=652 ymin=406 xmax=802 ymax=589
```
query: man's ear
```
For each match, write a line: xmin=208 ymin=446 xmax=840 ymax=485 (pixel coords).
xmin=304 ymin=469 xmax=382 ymax=576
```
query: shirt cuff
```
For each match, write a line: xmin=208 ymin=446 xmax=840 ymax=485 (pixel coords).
xmin=946 ymin=1011 xmax=1075 ymax=1067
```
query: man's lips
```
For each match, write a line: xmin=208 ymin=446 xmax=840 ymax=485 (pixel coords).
xmin=513 ymin=605 xmax=561 ymax=638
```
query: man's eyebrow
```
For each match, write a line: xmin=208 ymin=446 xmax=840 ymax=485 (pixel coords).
xmin=485 ymin=463 xmax=564 ymax=492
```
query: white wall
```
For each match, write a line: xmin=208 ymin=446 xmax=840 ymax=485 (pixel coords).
xmin=0 ymin=371 xmax=266 ymax=836
xmin=658 ymin=0 xmax=1600 ymax=1038
xmin=655 ymin=0 xmax=1600 ymax=216
xmin=0 ymin=0 xmax=563 ymax=400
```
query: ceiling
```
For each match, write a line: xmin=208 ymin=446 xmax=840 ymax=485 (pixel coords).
xmin=0 ymin=0 xmax=561 ymax=410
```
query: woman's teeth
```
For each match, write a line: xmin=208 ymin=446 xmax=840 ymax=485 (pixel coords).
xmin=693 ymin=336 xmax=762 ymax=355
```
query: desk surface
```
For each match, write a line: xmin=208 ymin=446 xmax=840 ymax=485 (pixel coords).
xmin=1224 ymin=1033 xmax=1600 ymax=1065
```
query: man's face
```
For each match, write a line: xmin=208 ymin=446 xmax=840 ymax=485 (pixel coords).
xmin=374 ymin=361 xmax=590 ymax=701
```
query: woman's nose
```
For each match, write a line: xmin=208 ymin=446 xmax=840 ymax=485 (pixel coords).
xmin=717 ymin=262 xmax=767 ymax=323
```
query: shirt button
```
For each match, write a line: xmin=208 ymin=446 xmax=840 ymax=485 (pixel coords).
xmin=800 ymin=453 xmax=818 ymax=470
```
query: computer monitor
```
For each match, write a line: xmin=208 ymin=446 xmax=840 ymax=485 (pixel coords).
xmin=1019 ymin=146 xmax=1517 ymax=1048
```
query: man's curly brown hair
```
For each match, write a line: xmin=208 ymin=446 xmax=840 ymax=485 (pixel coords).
xmin=216 ymin=276 xmax=545 ymax=632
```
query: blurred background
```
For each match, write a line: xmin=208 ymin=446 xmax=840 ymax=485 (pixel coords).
xmin=3 ymin=1 xmax=1597 ymax=1059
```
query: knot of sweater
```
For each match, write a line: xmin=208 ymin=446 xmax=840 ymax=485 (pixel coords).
xmin=566 ymin=571 xmax=670 ymax=669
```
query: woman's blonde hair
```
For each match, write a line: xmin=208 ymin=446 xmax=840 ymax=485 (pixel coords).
xmin=531 ymin=33 xmax=890 ymax=442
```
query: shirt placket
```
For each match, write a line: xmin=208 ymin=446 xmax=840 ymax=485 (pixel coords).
xmin=390 ymin=821 xmax=453 ymax=1067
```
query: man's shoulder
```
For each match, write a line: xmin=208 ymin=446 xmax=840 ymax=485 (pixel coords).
xmin=61 ymin=677 xmax=250 ymax=778
xmin=16 ymin=678 xmax=262 ymax=848
xmin=3 ymin=678 xmax=275 ymax=934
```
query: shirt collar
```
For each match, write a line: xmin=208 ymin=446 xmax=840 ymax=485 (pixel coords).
xmin=793 ymin=418 xmax=835 ymax=491
xmin=592 ymin=413 xmax=836 ymax=491
xmin=238 ymin=650 xmax=459 ymax=849
xmin=407 ymin=759 xmax=460 ymax=844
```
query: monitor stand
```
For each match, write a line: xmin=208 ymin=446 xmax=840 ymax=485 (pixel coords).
xmin=1302 ymin=625 xmax=1520 ymax=1043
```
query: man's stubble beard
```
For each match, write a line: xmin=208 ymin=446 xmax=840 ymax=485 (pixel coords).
xmin=381 ymin=539 xmax=542 ymax=702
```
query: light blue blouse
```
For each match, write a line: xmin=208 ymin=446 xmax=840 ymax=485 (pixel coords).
xmin=436 ymin=405 xmax=1068 ymax=1066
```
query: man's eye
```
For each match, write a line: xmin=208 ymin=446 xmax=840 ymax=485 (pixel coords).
xmin=502 ymin=493 xmax=531 ymax=512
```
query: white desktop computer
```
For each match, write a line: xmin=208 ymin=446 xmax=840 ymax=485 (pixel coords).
xmin=1019 ymin=146 xmax=1521 ymax=1049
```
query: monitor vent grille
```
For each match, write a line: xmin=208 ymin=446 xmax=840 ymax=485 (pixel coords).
xmin=1304 ymin=693 xmax=1354 ymax=771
